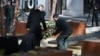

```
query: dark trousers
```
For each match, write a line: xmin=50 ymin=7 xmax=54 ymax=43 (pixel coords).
xmin=92 ymin=11 xmax=99 ymax=26
xmin=5 ymin=19 xmax=12 ymax=34
xmin=35 ymin=32 xmax=42 ymax=46
xmin=29 ymin=27 xmax=43 ymax=47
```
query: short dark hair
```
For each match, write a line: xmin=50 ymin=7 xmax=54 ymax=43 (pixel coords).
xmin=53 ymin=14 xmax=58 ymax=18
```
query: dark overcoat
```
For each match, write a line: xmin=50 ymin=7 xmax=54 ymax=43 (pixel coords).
xmin=26 ymin=9 xmax=47 ymax=46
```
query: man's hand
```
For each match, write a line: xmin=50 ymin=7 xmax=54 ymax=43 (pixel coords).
xmin=27 ymin=28 xmax=30 ymax=30
xmin=44 ymin=29 xmax=48 ymax=33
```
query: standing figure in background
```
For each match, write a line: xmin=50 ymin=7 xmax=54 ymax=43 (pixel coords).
xmin=26 ymin=4 xmax=47 ymax=47
xmin=11 ymin=2 xmax=16 ymax=34
xmin=92 ymin=0 xmax=99 ymax=26
xmin=4 ymin=0 xmax=13 ymax=36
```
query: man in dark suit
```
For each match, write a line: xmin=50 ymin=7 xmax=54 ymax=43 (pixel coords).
xmin=92 ymin=0 xmax=99 ymax=26
xmin=52 ymin=14 xmax=73 ymax=50
xmin=26 ymin=4 xmax=47 ymax=47
xmin=4 ymin=1 xmax=13 ymax=35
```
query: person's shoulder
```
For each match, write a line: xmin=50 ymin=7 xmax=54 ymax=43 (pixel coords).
xmin=30 ymin=9 xmax=39 ymax=15
xmin=4 ymin=5 xmax=8 ymax=8
xmin=58 ymin=18 xmax=65 ymax=21
xmin=42 ymin=11 xmax=46 ymax=16
xmin=35 ymin=9 xmax=41 ymax=12
xmin=31 ymin=9 xmax=36 ymax=12
xmin=56 ymin=19 xmax=63 ymax=23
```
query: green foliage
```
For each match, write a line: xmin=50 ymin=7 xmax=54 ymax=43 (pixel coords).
xmin=41 ymin=20 xmax=56 ymax=39
xmin=0 ymin=49 xmax=5 ymax=56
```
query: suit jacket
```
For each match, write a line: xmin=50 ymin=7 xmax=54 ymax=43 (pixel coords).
xmin=26 ymin=9 xmax=47 ymax=33
xmin=4 ymin=4 xmax=13 ymax=20
xmin=93 ymin=4 xmax=99 ymax=11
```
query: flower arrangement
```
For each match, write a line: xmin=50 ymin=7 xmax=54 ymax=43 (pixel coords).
xmin=41 ymin=20 xmax=56 ymax=39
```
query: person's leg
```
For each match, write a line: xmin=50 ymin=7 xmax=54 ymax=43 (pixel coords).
xmin=31 ymin=33 xmax=36 ymax=49
xmin=92 ymin=13 xmax=95 ymax=26
xmin=5 ymin=19 xmax=11 ymax=35
xmin=64 ymin=34 xmax=72 ymax=50
xmin=95 ymin=13 xmax=99 ymax=26
xmin=36 ymin=33 xmax=42 ymax=46
xmin=56 ymin=35 xmax=65 ymax=50
xmin=35 ymin=28 xmax=42 ymax=47
xmin=9 ymin=19 xmax=13 ymax=34
xmin=64 ymin=39 xmax=68 ymax=50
